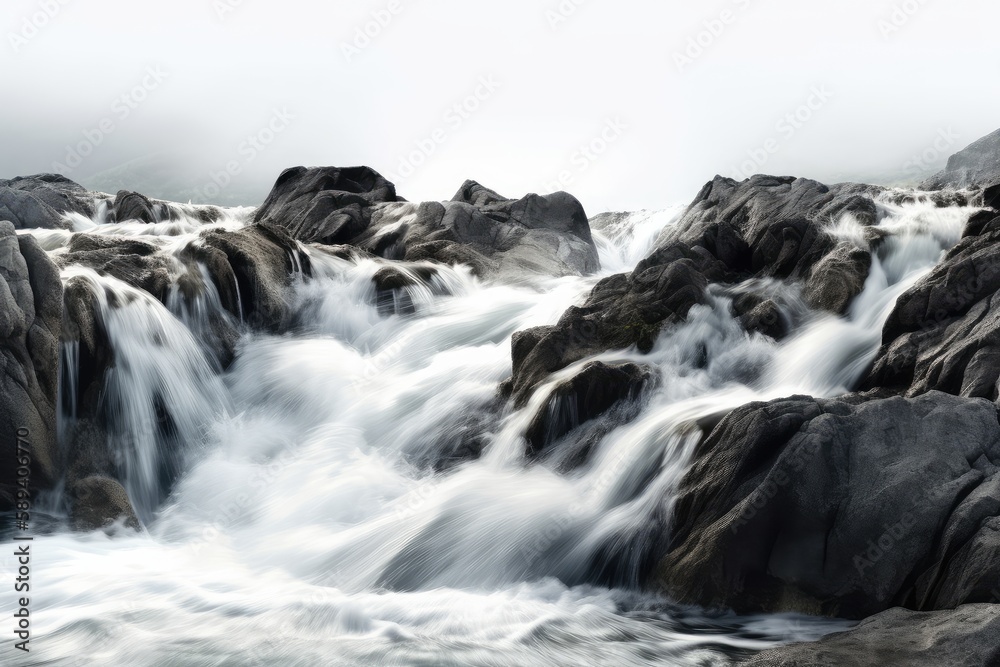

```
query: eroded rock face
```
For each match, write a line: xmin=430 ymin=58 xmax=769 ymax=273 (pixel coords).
xmin=741 ymin=605 xmax=1000 ymax=667
xmin=657 ymin=391 xmax=1000 ymax=619
xmin=0 ymin=221 xmax=62 ymax=509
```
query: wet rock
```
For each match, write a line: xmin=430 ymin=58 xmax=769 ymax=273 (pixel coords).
xmin=864 ymin=222 xmax=1000 ymax=399
xmin=0 ymin=174 xmax=94 ymax=229
xmin=0 ymin=222 xmax=62 ymax=509
xmin=199 ymin=223 xmax=311 ymax=331
xmin=58 ymin=234 xmax=175 ymax=300
xmin=69 ymin=475 xmax=140 ymax=532
xmin=525 ymin=361 xmax=652 ymax=457
xmin=741 ymin=605 xmax=1000 ymax=667
xmin=505 ymin=175 xmax=883 ymax=405
xmin=734 ymin=296 xmax=788 ymax=341
xmin=113 ymin=190 xmax=157 ymax=223
xmin=253 ymin=166 xmax=398 ymax=244
xmin=256 ymin=167 xmax=600 ymax=281
xmin=657 ymin=391 xmax=1000 ymax=620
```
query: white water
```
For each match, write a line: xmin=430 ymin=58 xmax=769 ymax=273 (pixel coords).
xmin=4 ymin=195 xmax=979 ymax=666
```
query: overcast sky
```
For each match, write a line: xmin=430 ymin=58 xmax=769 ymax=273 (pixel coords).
xmin=2 ymin=0 xmax=998 ymax=212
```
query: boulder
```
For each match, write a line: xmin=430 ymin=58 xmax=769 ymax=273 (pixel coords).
xmin=524 ymin=361 xmax=652 ymax=458
xmin=657 ymin=391 xmax=1000 ymax=619
xmin=69 ymin=475 xmax=140 ymax=532
xmin=112 ymin=190 xmax=157 ymax=224
xmin=0 ymin=174 xmax=94 ymax=229
xmin=741 ymin=605 xmax=1000 ymax=667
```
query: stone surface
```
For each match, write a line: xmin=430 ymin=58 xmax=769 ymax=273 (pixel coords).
xmin=741 ymin=605 xmax=1000 ymax=667
xmin=657 ymin=391 xmax=1000 ymax=620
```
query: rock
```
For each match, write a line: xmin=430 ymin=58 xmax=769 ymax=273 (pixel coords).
xmin=657 ymin=391 xmax=1000 ymax=619
xmin=734 ymin=296 xmax=789 ymax=341
xmin=255 ymin=167 xmax=600 ymax=281
xmin=505 ymin=175 xmax=882 ymax=405
xmin=253 ymin=166 xmax=398 ymax=244
xmin=0 ymin=174 xmax=94 ymax=229
xmin=69 ymin=475 xmax=140 ymax=532
xmin=864 ymin=221 xmax=1000 ymax=399
xmin=112 ymin=190 xmax=156 ymax=223
xmin=57 ymin=234 xmax=175 ymax=300
xmin=524 ymin=361 xmax=652 ymax=458
xmin=0 ymin=221 xmax=62 ymax=509
xmin=371 ymin=265 xmax=438 ymax=317
xmin=741 ymin=605 xmax=1000 ymax=667
xmin=922 ymin=128 xmax=1000 ymax=209
xmin=199 ymin=223 xmax=312 ymax=331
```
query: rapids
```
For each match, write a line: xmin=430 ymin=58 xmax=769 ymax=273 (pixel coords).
xmin=3 ymin=194 xmax=980 ymax=666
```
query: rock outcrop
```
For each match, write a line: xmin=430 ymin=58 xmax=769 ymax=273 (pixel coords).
xmin=657 ymin=391 xmax=1000 ymax=620
xmin=255 ymin=167 xmax=600 ymax=281
xmin=0 ymin=221 xmax=63 ymax=509
xmin=504 ymin=175 xmax=883 ymax=404
xmin=922 ymin=127 xmax=1000 ymax=209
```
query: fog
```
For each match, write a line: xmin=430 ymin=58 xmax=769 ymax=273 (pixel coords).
xmin=2 ymin=0 xmax=998 ymax=212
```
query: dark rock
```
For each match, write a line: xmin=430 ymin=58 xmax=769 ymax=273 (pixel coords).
xmin=113 ymin=190 xmax=156 ymax=223
xmin=69 ymin=475 xmax=140 ymax=532
xmin=735 ymin=297 xmax=788 ymax=341
xmin=525 ymin=361 xmax=652 ymax=457
xmin=57 ymin=234 xmax=175 ymax=300
xmin=657 ymin=391 xmax=1000 ymax=619
xmin=253 ymin=166 xmax=398 ymax=244
xmin=864 ymin=222 xmax=1000 ymax=399
xmin=255 ymin=167 xmax=600 ymax=281
xmin=505 ymin=175 xmax=882 ymax=405
xmin=922 ymin=128 xmax=1000 ymax=209
xmin=199 ymin=223 xmax=311 ymax=331
xmin=0 ymin=174 xmax=94 ymax=229
xmin=0 ymin=222 xmax=62 ymax=509
xmin=741 ymin=605 xmax=1000 ymax=667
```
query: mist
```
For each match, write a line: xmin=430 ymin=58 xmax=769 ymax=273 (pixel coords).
xmin=3 ymin=0 xmax=998 ymax=212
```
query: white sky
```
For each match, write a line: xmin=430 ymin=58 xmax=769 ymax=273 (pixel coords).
xmin=2 ymin=0 xmax=998 ymax=212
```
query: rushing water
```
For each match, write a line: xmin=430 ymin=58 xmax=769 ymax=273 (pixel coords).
xmin=3 ymin=195 xmax=980 ymax=666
